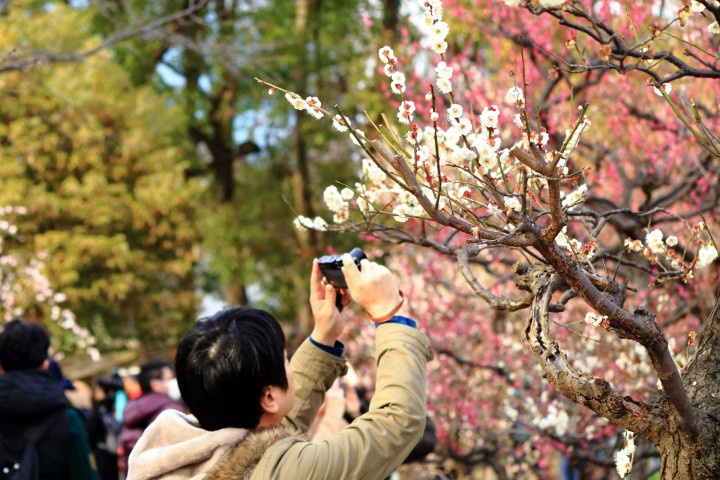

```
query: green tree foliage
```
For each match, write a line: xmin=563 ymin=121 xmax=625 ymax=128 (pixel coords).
xmin=85 ymin=0 xmax=394 ymax=333
xmin=0 ymin=1 xmax=201 ymax=353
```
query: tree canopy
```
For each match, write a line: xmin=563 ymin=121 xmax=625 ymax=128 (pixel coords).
xmin=0 ymin=1 xmax=201 ymax=353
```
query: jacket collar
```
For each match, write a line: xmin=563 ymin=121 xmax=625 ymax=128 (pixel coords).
xmin=205 ymin=423 xmax=304 ymax=480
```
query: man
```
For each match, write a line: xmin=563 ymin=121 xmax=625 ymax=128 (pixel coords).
xmin=119 ymin=359 xmax=184 ymax=474
xmin=128 ymin=254 xmax=433 ymax=479
xmin=0 ymin=319 xmax=99 ymax=480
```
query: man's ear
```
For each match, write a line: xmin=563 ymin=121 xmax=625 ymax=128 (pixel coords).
xmin=259 ymin=387 xmax=280 ymax=414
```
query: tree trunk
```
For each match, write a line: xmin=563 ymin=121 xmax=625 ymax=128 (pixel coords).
xmin=662 ymin=289 xmax=720 ymax=479
xmin=290 ymin=0 xmax=322 ymax=338
xmin=526 ymin=270 xmax=720 ymax=479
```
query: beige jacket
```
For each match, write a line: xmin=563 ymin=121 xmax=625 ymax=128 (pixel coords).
xmin=128 ymin=323 xmax=433 ymax=480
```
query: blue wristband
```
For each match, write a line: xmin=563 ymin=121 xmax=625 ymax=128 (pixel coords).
xmin=309 ymin=337 xmax=345 ymax=357
xmin=375 ymin=315 xmax=417 ymax=328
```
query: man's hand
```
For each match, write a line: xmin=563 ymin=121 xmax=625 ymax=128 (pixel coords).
xmin=310 ymin=259 xmax=349 ymax=346
xmin=341 ymin=254 xmax=402 ymax=320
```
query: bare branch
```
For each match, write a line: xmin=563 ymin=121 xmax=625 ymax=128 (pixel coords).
xmin=456 ymin=246 xmax=533 ymax=311
xmin=0 ymin=0 xmax=210 ymax=75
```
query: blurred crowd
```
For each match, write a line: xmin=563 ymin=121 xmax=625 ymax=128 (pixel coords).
xmin=0 ymin=319 xmax=186 ymax=480
xmin=59 ymin=359 xmax=187 ymax=480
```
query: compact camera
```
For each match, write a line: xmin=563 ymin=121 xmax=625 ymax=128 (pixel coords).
xmin=318 ymin=247 xmax=367 ymax=290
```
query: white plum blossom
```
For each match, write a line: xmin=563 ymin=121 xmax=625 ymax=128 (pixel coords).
xmin=362 ymin=159 xmax=387 ymax=185
xmin=397 ymin=100 xmax=416 ymax=124
xmin=477 ymin=142 xmax=497 ymax=170
xmin=350 ymin=129 xmax=366 ymax=146
xmin=710 ymin=22 xmax=720 ymax=34
xmin=457 ymin=118 xmax=472 ymax=136
xmin=561 ymin=184 xmax=588 ymax=209
xmin=332 ymin=115 xmax=350 ymax=132
xmin=305 ymin=97 xmax=323 ymax=119
xmin=691 ymin=1 xmax=705 ymax=12
xmin=392 ymin=203 xmax=412 ymax=222
xmin=425 ymin=0 xmax=443 ymax=21
xmin=340 ymin=188 xmax=354 ymax=200
xmin=504 ymin=196 xmax=522 ymax=213
xmin=294 ymin=215 xmax=331 ymax=231
xmin=423 ymin=11 xmax=435 ymax=28
xmin=435 ymin=61 xmax=453 ymax=80
xmin=615 ymin=450 xmax=632 ymax=478
xmin=623 ymin=430 xmax=637 ymax=455
xmin=435 ymin=62 xmax=453 ymax=93
xmin=503 ymin=0 xmax=523 ymax=5
xmin=645 ymin=229 xmax=665 ymax=255
xmin=505 ymin=86 xmax=524 ymax=104
xmin=390 ymin=71 xmax=406 ymax=94
xmin=480 ymin=106 xmax=500 ymax=129
xmin=486 ymin=202 xmax=503 ymax=218
xmin=430 ymin=21 xmax=449 ymax=40
xmin=666 ymin=235 xmax=678 ymax=247
xmin=437 ymin=78 xmax=452 ymax=94
xmin=313 ymin=217 xmax=328 ymax=230
xmin=430 ymin=110 xmax=440 ymax=122
xmin=513 ymin=113 xmax=523 ymax=128
xmin=624 ymin=237 xmax=643 ymax=252
xmin=323 ymin=186 xmax=347 ymax=213
xmin=538 ymin=131 xmax=549 ymax=147
xmin=447 ymin=104 xmax=463 ymax=119
xmin=615 ymin=430 xmax=636 ymax=478
xmin=698 ymin=244 xmax=719 ymax=267
xmin=285 ymin=92 xmax=308 ymax=111
xmin=293 ymin=215 xmax=314 ymax=231
xmin=378 ymin=46 xmax=396 ymax=64
xmin=584 ymin=312 xmax=605 ymax=327
xmin=431 ymin=40 xmax=448 ymax=54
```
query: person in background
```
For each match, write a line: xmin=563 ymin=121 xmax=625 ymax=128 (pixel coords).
xmin=88 ymin=374 xmax=124 ymax=480
xmin=0 ymin=319 xmax=99 ymax=480
xmin=119 ymin=359 xmax=184 ymax=475
xmin=127 ymin=254 xmax=433 ymax=479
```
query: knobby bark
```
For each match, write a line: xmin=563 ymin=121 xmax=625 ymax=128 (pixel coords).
xmin=525 ymin=269 xmax=720 ymax=479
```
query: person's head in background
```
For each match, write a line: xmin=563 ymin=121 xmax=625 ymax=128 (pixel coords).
xmin=174 ymin=306 xmax=292 ymax=431
xmin=137 ymin=359 xmax=174 ymax=396
xmin=0 ymin=318 xmax=50 ymax=372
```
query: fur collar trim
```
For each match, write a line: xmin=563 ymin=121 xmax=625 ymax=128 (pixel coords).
xmin=206 ymin=423 xmax=304 ymax=480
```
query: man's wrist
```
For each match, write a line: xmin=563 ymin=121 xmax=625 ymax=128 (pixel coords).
xmin=309 ymin=336 xmax=345 ymax=357
xmin=310 ymin=329 xmax=337 ymax=347
xmin=365 ymin=292 xmax=405 ymax=322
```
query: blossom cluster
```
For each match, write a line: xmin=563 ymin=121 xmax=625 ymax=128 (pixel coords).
xmin=273 ymin=1 xmax=598 ymax=235
xmin=421 ymin=0 xmax=449 ymax=54
xmin=623 ymin=224 xmax=718 ymax=278
xmin=275 ymin=0 xmax=720 ymax=291
xmin=0 ymin=206 xmax=100 ymax=360
xmin=615 ymin=430 xmax=636 ymax=478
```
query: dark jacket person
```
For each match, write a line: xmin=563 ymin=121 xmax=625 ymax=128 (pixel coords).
xmin=0 ymin=319 xmax=99 ymax=480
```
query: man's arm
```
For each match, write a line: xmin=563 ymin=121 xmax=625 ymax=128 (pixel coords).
xmin=284 ymin=338 xmax=347 ymax=432
xmin=257 ymin=254 xmax=433 ymax=479
xmin=258 ymin=321 xmax=432 ymax=480
xmin=282 ymin=259 xmax=348 ymax=431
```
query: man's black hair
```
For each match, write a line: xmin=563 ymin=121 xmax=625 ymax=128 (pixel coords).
xmin=175 ymin=306 xmax=288 ymax=431
xmin=137 ymin=358 xmax=171 ymax=394
xmin=0 ymin=319 xmax=50 ymax=371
